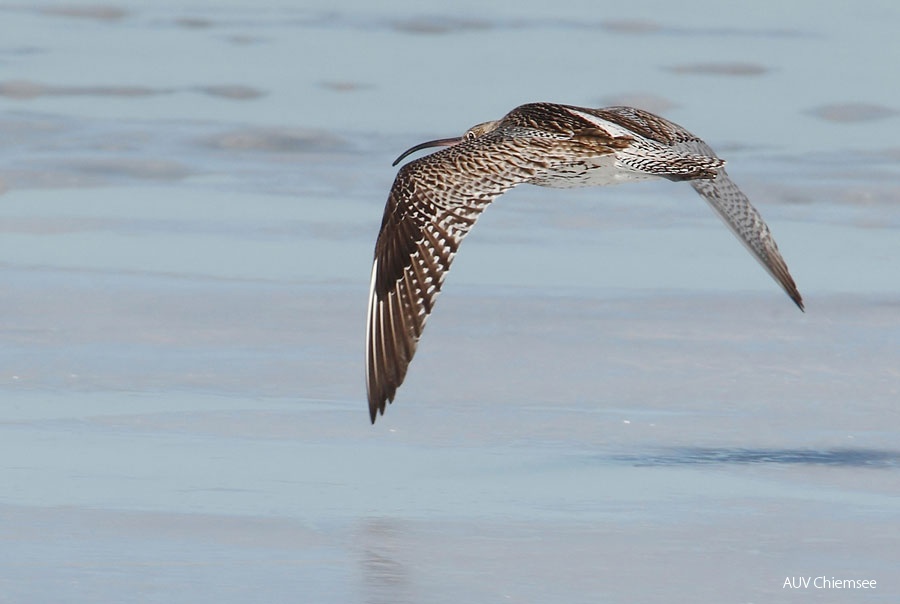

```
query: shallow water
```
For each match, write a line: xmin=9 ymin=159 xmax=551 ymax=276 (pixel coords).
xmin=1 ymin=2 xmax=899 ymax=603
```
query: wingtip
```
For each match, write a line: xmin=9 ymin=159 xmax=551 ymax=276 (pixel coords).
xmin=367 ymin=385 xmax=388 ymax=424
xmin=781 ymin=279 xmax=804 ymax=312
xmin=368 ymin=398 xmax=387 ymax=424
xmin=368 ymin=384 xmax=396 ymax=424
xmin=783 ymin=276 xmax=804 ymax=312
xmin=367 ymin=385 xmax=382 ymax=424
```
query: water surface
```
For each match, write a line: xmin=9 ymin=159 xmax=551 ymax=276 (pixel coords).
xmin=1 ymin=2 xmax=899 ymax=603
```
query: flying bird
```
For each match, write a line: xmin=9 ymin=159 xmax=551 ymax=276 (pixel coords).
xmin=366 ymin=102 xmax=803 ymax=423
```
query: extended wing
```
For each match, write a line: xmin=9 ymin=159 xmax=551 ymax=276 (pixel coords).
xmin=594 ymin=106 xmax=804 ymax=310
xmin=367 ymin=133 xmax=555 ymax=422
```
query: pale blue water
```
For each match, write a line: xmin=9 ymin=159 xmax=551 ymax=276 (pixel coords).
xmin=1 ymin=2 xmax=899 ymax=603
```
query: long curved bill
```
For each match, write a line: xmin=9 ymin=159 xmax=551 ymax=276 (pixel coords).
xmin=392 ymin=136 xmax=463 ymax=167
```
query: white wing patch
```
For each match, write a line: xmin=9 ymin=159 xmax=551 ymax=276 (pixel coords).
xmin=565 ymin=107 xmax=637 ymax=139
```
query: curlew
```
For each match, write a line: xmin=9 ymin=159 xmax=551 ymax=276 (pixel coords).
xmin=366 ymin=102 xmax=803 ymax=423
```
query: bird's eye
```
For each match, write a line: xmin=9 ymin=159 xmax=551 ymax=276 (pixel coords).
xmin=465 ymin=131 xmax=476 ymax=140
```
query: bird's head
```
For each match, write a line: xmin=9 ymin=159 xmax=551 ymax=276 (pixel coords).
xmin=391 ymin=119 xmax=501 ymax=167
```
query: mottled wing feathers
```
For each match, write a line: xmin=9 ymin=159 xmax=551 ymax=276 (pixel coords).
xmin=590 ymin=105 xmax=700 ymax=146
xmin=616 ymin=145 xmax=724 ymax=180
xmin=595 ymin=106 xmax=804 ymax=310
xmin=367 ymin=134 xmax=547 ymax=422
xmin=687 ymin=161 xmax=804 ymax=310
xmin=559 ymin=105 xmax=724 ymax=180
xmin=499 ymin=102 xmax=607 ymax=137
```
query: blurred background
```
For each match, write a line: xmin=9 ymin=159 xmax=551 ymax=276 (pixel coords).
xmin=1 ymin=2 xmax=898 ymax=603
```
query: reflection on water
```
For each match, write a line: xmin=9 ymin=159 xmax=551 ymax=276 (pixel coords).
xmin=356 ymin=519 xmax=415 ymax=604
xmin=665 ymin=62 xmax=769 ymax=76
xmin=37 ymin=4 xmax=128 ymax=21
xmin=613 ymin=447 xmax=900 ymax=468
xmin=201 ymin=127 xmax=348 ymax=153
xmin=0 ymin=80 xmax=266 ymax=101
xmin=806 ymin=102 xmax=899 ymax=123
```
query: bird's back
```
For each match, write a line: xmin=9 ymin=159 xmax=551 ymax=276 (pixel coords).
xmin=491 ymin=103 xmax=725 ymax=187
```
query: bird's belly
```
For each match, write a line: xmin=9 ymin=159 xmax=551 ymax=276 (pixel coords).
xmin=529 ymin=157 xmax=659 ymax=188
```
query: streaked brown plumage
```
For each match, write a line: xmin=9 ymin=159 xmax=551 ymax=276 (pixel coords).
xmin=366 ymin=102 xmax=803 ymax=423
